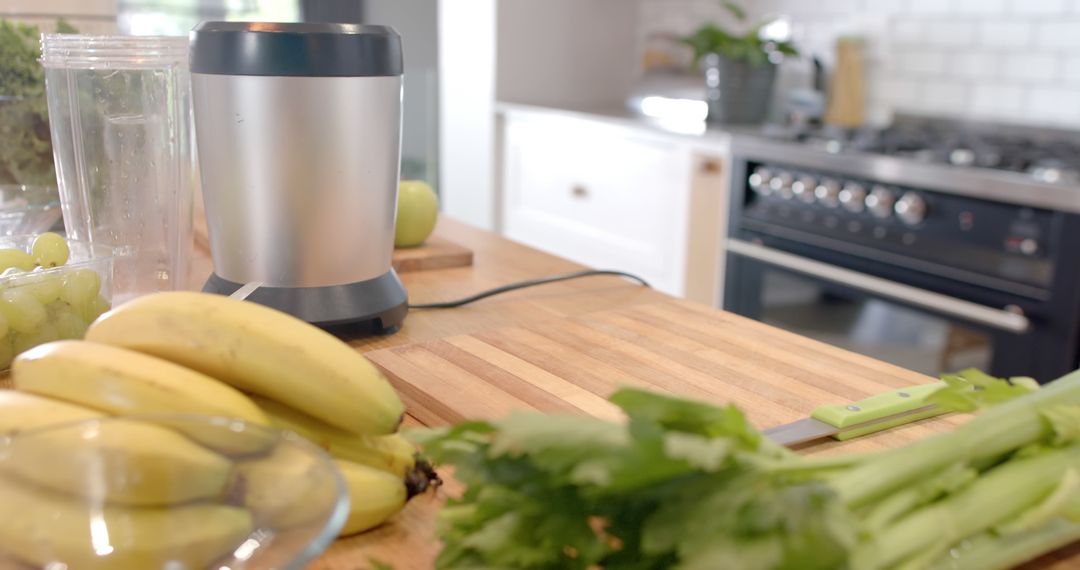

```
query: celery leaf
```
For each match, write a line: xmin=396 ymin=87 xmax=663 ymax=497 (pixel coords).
xmin=929 ymin=368 xmax=1039 ymax=412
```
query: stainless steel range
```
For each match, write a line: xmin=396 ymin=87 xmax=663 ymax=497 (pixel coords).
xmin=724 ymin=116 xmax=1080 ymax=381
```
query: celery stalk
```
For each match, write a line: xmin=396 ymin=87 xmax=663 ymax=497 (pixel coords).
xmin=861 ymin=464 xmax=977 ymax=532
xmin=859 ymin=444 xmax=1080 ymax=568
xmin=926 ymin=519 xmax=1080 ymax=570
xmin=835 ymin=369 xmax=1080 ymax=508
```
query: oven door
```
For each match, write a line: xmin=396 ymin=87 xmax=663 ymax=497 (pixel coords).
xmin=724 ymin=238 xmax=1042 ymax=379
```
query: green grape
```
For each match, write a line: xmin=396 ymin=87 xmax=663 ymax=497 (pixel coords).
xmin=0 ymin=248 xmax=34 ymax=272
xmin=54 ymin=309 xmax=88 ymax=340
xmin=0 ymin=289 xmax=46 ymax=334
xmin=0 ymin=267 xmax=23 ymax=279
xmin=0 ymin=339 xmax=13 ymax=370
xmin=12 ymin=323 xmax=58 ymax=355
xmin=23 ymin=273 xmax=63 ymax=304
xmin=31 ymin=232 xmax=70 ymax=267
xmin=61 ymin=269 xmax=101 ymax=306
xmin=80 ymin=294 xmax=112 ymax=323
xmin=0 ymin=310 xmax=8 ymax=340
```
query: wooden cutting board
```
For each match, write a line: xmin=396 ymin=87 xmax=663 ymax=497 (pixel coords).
xmin=367 ymin=299 xmax=962 ymax=453
xmin=392 ymin=236 xmax=473 ymax=273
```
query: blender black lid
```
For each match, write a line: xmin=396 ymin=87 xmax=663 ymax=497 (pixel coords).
xmin=189 ymin=21 xmax=402 ymax=77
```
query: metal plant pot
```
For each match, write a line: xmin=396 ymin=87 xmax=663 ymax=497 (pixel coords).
xmin=703 ymin=53 xmax=777 ymax=124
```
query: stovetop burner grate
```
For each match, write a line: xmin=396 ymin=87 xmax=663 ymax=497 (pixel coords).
xmin=760 ymin=118 xmax=1080 ymax=185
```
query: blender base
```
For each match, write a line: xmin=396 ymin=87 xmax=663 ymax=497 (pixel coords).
xmin=203 ymin=269 xmax=408 ymax=332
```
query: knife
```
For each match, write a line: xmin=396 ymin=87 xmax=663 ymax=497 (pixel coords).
xmin=764 ymin=382 xmax=947 ymax=447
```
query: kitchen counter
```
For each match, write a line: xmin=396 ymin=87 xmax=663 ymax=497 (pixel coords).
xmin=496 ymin=100 xmax=740 ymax=144
xmin=1 ymin=219 xmax=1070 ymax=568
xmin=292 ymin=218 xmax=1079 ymax=570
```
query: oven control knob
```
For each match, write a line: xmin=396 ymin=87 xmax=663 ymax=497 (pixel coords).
xmin=815 ymin=179 xmax=841 ymax=208
xmin=791 ymin=176 xmax=817 ymax=203
xmin=839 ymin=182 xmax=866 ymax=213
xmin=895 ymin=192 xmax=928 ymax=226
xmin=770 ymin=172 xmax=795 ymax=199
xmin=866 ymin=186 xmax=896 ymax=219
xmin=748 ymin=167 xmax=773 ymax=195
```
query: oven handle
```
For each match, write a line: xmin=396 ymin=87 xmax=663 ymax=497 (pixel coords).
xmin=727 ymin=239 xmax=1031 ymax=334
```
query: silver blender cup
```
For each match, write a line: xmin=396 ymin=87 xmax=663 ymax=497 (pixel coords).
xmin=189 ymin=22 xmax=407 ymax=331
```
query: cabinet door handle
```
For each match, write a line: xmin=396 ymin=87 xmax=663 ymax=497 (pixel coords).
xmin=571 ymin=185 xmax=589 ymax=199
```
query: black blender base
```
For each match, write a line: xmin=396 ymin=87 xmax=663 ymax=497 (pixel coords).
xmin=203 ymin=269 xmax=408 ymax=333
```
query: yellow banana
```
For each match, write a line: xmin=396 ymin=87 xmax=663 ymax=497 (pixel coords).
xmin=229 ymin=442 xmax=343 ymax=530
xmin=336 ymin=459 xmax=409 ymax=536
xmin=0 ymin=391 xmax=232 ymax=506
xmin=0 ymin=389 xmax=102 ymax=433
xmin=85 ymin=291 xmax=404 ymax=436
xmin=13 ymin=340 xmax=271 ymax=455
xmin=253 ymin=394 xmax=417 ymax=476
xmin=0 ymin=474 xmax=252 ymax=570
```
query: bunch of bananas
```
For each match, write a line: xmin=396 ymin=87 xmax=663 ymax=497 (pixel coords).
xmin=0 ymin=291 xmax=439 ymax=569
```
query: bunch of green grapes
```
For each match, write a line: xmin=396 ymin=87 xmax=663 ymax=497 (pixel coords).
xmin=0 ymin=233 xmax=111 ymax=368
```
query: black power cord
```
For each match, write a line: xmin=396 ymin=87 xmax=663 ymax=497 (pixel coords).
xmin=408 ymin=269 xmax=651 ymax=310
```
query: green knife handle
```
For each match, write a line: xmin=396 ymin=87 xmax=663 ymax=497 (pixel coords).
xmin=810 ymin=382 xmax=948 ymax=440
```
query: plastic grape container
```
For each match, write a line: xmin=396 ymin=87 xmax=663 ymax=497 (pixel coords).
xmin=0 ymin=235 xmax=124 ymax=369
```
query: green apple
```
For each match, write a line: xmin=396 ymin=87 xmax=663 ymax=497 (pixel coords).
xmin=395 ymin=179 xmax=439 ymax=248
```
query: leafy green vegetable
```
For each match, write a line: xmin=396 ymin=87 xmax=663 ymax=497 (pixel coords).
xmin=0 ymin=18 xmax=75 ymax=187
xmin=421 ymin=369 xmax=1080 ymax=570
xmin=422 ymin=388 xmax=855 ymax=569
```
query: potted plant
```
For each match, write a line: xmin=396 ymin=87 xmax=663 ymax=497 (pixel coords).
xmin=680 ymin=2 xmax=797 ymax=124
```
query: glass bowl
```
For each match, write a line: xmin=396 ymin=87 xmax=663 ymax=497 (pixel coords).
xmin=0 ymin=185 xmax=62 ymax=237
xmin=0 ymin=414 xmax=348 ymax=569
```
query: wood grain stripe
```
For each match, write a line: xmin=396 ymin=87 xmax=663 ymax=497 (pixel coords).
xmin=425 ymin=338 xmax=594 ymax=419
xmin=444 ymin=336 xmax=624 ymax=422
xmin=474 ymin=326 xmax=679 ymax=397
xmin=634 ymin=302 xmax=925 ymax=397
xmin=524 ymin=319 xmax=794 ymax=427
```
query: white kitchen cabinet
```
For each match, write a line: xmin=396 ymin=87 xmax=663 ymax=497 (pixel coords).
xmin=499 ymin=108 xmax=729 ymax=302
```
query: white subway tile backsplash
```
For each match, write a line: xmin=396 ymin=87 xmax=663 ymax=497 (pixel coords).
xmin=898 ymin=50 xmax=948 ymax=75
xmin=908 ymin=0 xmax=953 ymax=14
xmin=953 ymin=0 xmax=1007 ymax=14
xmin=924 ymin=21 xmax=977 ymax=46
xmin=1063 ymin=57 xmax=1080 ymax=83
xmin=950 ymin=52 xmax=1000 ymax=79
xmin=1027 ymin=87 xmax=1080 ymax=119
xmin=866 ymin=0 xmax=909 ymax=14
xmin=922 ymin=82 xmax=970 ymax=112
xmin=979 ymin=21 xmax=1033 ymax=47
xmin=811 ymin=0 xmax=861 ymax=14
xmin=892 ymin=18 xmax=925 ymax=43
xmin=882 ymin=78 xmax=923 ymax=109
xmin=1007 ymin=0 xmax=1067 ymax=14
xmin=1035 ymin=20 xmax=1080 ymax=48
xmin=972 ymin=84 xmax=1026 ymax=115
xmin=1001 ymin=54 xmax=1060 ymax=82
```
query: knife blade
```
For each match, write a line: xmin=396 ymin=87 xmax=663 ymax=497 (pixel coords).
xmin=764 ymin=382 xmax=947 ymax=447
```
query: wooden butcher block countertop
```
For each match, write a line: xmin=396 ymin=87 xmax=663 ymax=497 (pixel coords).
xmin=22 ymin=217 xmax=1042 ymax=570
xmin=280 ymin=218 xmax=1076 ymax=570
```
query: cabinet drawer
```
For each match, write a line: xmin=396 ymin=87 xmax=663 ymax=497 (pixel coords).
xmin=501 ymin=116 xmax=690 ymax=294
